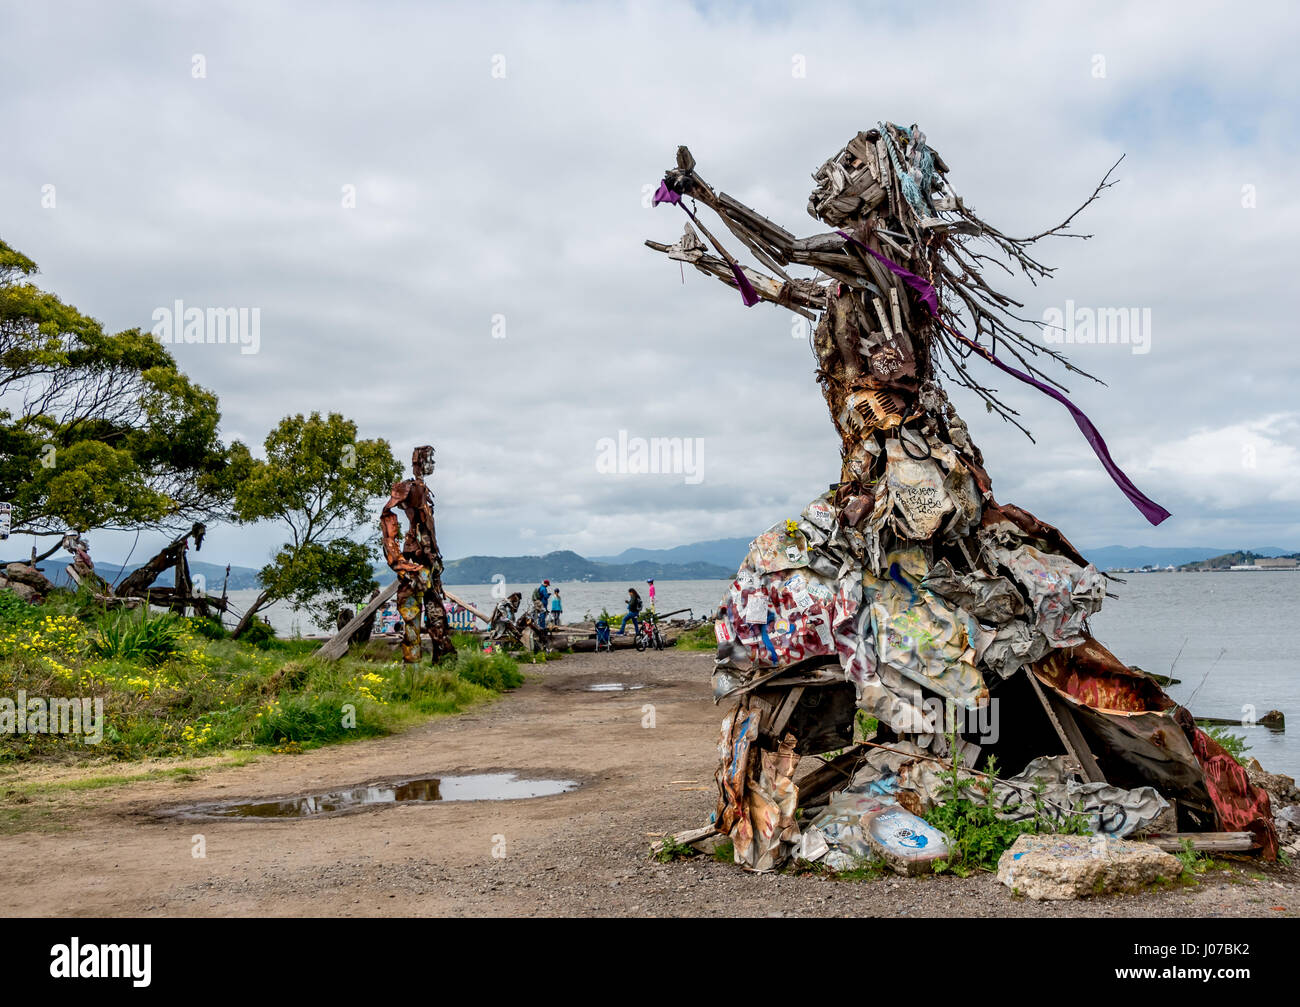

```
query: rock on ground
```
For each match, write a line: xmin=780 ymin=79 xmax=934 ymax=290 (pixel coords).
xmin=997 ymin=834 xmax=1183 ymax=901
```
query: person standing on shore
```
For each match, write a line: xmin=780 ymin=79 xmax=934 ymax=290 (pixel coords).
xmin=549 ymin=587 xmax=562 ymax=626
xmin=646 ymin=578 xmax=656 ymax=613
xmin=619 ymin=587 xmax=643 ymax=635
xmin=533 ymin=579 xmax=550 ymax=629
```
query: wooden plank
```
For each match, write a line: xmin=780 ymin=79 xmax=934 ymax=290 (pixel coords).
xmin=795 ymin=745 xmax=867 ymax=809
xmin=1142 ymin=833 xmax=1256 ymax=853
xmin=650 ymin=824 xmax=720 ymax=856
xmin=717 ymin=192 xmax=796 ymax=248
xmin=314 ymin=581 xmax=398 ymax=660
xmin=719 ymin=214 xmax=792 ymax=281
xmin=767 ymin=686 xmax=806 ymax=737
xmin=1023 ymin=668 xmax=1107 ymax=783
xmin=443 ymin=590 xmax=491 ymax=624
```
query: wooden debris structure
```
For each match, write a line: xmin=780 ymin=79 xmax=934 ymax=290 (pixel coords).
xmin=0 ymin=524 xmax=229 ymax=616
xmin=112 ymin=523 xmax=225 ymax=615
xmin=645 ymin=122 xmax=1279 ymax=872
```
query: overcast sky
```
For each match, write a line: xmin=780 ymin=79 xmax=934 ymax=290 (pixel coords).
xmin=3 ymin=0 xmax=1298 ymax=570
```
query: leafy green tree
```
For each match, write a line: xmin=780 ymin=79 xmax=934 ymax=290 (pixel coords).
xmin=0 ymin=239 xmax=236 ymax=544
xmin=232 ymin=412 xmax=401 ymax=635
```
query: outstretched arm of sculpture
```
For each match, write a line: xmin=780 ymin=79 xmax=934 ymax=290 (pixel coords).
xmin=644 ymin=145 xmax=896 ymax=320
xmin=647 ymin=140 xmax=1123 ymax=396
xmin=379 ymin=485 xmax=422 ymax=575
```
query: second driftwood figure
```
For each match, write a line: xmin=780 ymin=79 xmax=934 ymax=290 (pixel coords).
xmin=380 ymin=445 xmax=455 ymax=664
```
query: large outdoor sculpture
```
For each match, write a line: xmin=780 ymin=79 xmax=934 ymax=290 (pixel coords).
xmin=646 ymin=124 xmax=1277 ymax=869
xmin=380 ymin=445 xmax=454 ymax=664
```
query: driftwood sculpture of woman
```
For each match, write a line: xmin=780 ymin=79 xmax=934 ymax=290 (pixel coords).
xmin=646 ymin=123 xmax=1276 ymax=870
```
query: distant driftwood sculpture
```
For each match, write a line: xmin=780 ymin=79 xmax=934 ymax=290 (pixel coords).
xmin=380 ymin=445 xmax=456 ymax=664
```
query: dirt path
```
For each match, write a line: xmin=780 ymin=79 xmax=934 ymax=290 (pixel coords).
xmin=1 ymin=648 xmax=1296 ymax=917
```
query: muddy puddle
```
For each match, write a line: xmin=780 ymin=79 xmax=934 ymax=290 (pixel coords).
xmin=585 ymin=682 xmax=647 ymax=692
xmin=167 ymin=773 xmax=579 ymax=820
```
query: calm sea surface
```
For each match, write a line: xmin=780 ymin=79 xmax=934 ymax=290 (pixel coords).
xmin=227 ymin=572 xmax=1299 ymax=778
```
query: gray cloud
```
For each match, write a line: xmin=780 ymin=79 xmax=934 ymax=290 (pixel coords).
xmin=2 ymin=0 xmax=1297 ymax=571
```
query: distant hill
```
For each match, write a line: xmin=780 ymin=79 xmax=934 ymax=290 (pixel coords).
xmin=1178 ymin=549 xmax=1300 ymax=571
xmin=589 ymin=537 xmax=751 ymax=570
xmin=1080 ymin=545 xmax=1293 ymax=571
xmin=36 ymin=560 xmax=264 ymax=591
xmin=29 ymin=548 xmax=734 ymax=593
xmin=433 ymin=550 xmax=732 ymax=585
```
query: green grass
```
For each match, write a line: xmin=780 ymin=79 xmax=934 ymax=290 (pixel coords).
xmin=0 ymin=589 xmax=523 ymax=765
xmin=85 ymin=607 xmax=187 ymax=664
xmin=651 ymin=834 xmax=696 ymax=863
xmin=675 ymin=624 xmax=718 ymax=651
xmin=1173 ymin=838 xmax=1232 ymax=876
xmin=922 ymin=748 xmax=1091 ymax=876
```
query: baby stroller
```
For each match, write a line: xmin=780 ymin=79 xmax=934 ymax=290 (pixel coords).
xmin=594 ymin=619 xmax=613 ymax=653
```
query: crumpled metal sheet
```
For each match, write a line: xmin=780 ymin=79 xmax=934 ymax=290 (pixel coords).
xmin=999 ymin=756 xmax=1169 ymax=838
xmin=747 ymin=522 xmax=811 ymax=574
xmin=714 ymin=705 xmax=758 ymax=839
xmin=1030 ymin=641 xmax=1212 ymax=808
xmin=987 ymin=542 xmax=1104 ymax=647
xmin=808 ymin=791 xmax=892 ymax=862
xmin=714 ymin=703 xmax=805 ymax=871
xmin=872 ymin=435 xmax=981 ymax=541
xmin=922 ymin=557 xmax=1024 ymax=623
xmin=1034 ymin=638 xmax=1171 ymax=712
xmin=866 ymin=548 xmax=987 ymax=709
xmin=736 ymin=736 xmax=802 ymax=871
xmin=715 ymin=554 xmax=862 ymax=674
xmin=878 ymin=438 xmax=954 ymax=539
xmin=977 ymin=617 xmax=1053 ymax=679
xmin=793 ymin=824 xmax=830 ymax=862
xmin=1186 ymin=720 xmax=1278 ymax=860
xmin=854 ymin=664 xmax=933 ymax=737
xmin=874 ymin=752 xmax=1170 ymax=838
xmin=980 ymin=499 xmax=1091 ymax=570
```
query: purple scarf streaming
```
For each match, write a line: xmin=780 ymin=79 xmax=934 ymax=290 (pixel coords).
xmin=654 ymin=182 xmax=759 ymax=306
xmin=650 ymin=186 xmax=1169 ymax=524
xmin=836 ymin=230 xmax=1170 ymax=526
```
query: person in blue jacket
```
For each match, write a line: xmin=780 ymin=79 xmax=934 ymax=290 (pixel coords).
xmin=619 ymin=587 xmax=643 ymax=635
xmin=532 ymin=579 xmax=550 ymax=629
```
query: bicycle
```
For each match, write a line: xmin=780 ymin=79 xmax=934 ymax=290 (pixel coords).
xmin=634 ymin=615 xmax=664 ymax=652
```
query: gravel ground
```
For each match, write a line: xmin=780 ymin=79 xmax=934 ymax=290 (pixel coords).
xmin=0 ymin=647 xmax=1296 ymax=917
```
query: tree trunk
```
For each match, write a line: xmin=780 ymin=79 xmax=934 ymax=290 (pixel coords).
xmin=231 ymin=590 xmax=271 ymax=640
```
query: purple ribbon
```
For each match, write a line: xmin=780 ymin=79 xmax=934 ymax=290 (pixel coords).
xmin=652 ymin=181 xmax=680 ymax=206
xmin=837 ymin=230 xmax=939 ymax=317
xmin=654 ymin=180 xmax=759 ymax=306
xmin=838 ymin=231 xmax=1170 ymax=526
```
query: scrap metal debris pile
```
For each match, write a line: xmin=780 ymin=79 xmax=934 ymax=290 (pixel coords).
xmin=646 ymin=123 xmax=1281 ymax=876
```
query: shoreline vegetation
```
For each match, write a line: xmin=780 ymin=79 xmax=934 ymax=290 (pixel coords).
xmin=0 ymin=587 xmax=526 ymax=771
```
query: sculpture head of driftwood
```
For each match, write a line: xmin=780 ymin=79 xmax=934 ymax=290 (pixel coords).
xmin=411 ymin=444 xmax=435 ymax=479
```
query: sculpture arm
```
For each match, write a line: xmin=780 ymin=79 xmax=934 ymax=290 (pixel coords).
xmin=379 ymin=485 xmax=420 ymax=574
xmin=647 ymin=146 xmax=879 ymax=318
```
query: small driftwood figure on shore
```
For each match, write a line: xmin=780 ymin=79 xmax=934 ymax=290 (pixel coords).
xmin=380 ymin=445 xmax=454 ymax=664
